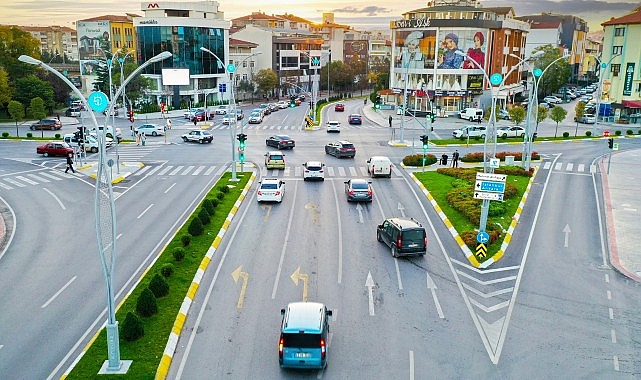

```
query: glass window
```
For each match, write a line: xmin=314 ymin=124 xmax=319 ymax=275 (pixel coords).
xmin=614 ymin=27 xmax=625 ymax=36
xmin=613 ymin=46 xmax=623 ymax=55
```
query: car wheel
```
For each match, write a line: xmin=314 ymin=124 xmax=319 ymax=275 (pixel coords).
xmin=50 ymin=126 xmax=55 ymax=130
xmin=152 ymin=132 xmax=158 ymax=136
xmin=30 ymin=126 xmax=35 ymax=130
xmin=519 ymin=133 xmax=525 ymax=138
xmin=43 ymin=152 xmax=49 ymax=157
xmin=391 ymin=245 xmax=398 ymax=258
xmin=91 ymin=147 xmax=98 ymax=153
xmin=500 ymin=133 xmax=507 ymax=138
xmin=480 ymin=134 xmax=486 ymax=138
xmin=182 ymin=137 xmax=188 ymax=142
xmin=199 ymin=139 xmax=204 ymax=144
xmin=376 ymin=231 xmax=382 ymax=242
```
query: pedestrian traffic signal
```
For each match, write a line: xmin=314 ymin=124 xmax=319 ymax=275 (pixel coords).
xmin=77 ymin=126 xmax=85 ymax=139
xmin=127 ymin=110 xmax=134 ymax=123
xmin=237 ymin=133 xmax=247 ymax=149
xmin=420 ymin=135 xmax=429 ymax=150
xmin=238 ymin=151 xmax=245 ymax=163
xmin=607 ymin=138 xmax=614 ymax=149
xmin=429 ymin=113 xmax=436 ymax=123
xmin=374 ymin=95 xmax=381 ymax=110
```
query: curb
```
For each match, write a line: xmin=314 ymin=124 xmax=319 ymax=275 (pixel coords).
xmin=155 ymin=172 xmax=256 ymax=378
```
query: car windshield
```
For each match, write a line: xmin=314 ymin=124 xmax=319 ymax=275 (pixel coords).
xmin=281 ymin=333 xmax=321 ymax=348
xmin=261 ymin=183 xmax=278 ymax=190
xmin=269 ymin=155 xmax=283 ymax=160
xmin=352 ymin=182 xmax=369 ymax=190
xmin=307 ymin=165 xmax=322 ymax=171
xmin=403 ymin=230 xmax=425 ymax=243
xmin=342 ymin=144 xmax=354 ymax=149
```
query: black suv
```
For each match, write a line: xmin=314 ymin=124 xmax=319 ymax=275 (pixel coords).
xmin=377 ymin=218 xmax=427 ymax=257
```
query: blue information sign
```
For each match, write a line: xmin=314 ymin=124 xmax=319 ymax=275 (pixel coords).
xmin=533 ymin=68 xmax=543 ymax=77
xmin=477 ymin=231 xmax=489 ymax=244
xmin=87 ymin=91 xmax=109 ymax=113
xmin=227 ymin=63 xmax=236 ymax=73
xmin=479 ymin=181 xmax=506 ymax=193
xmin=218 ymin=83 xmax=227 ymax=93
xmin=490 ymin=73 xmax=502 ymax=86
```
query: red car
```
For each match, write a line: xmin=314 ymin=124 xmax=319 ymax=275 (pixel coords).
xmin=334 ymin=103 xmax=345 ymax=112
xmin=348 ymin=114 xmax=362 ymax=125
xmin=36 ymin=142 xmax=74 ymax=157
xmin=30 ymin=119 xmax=62 ymax=130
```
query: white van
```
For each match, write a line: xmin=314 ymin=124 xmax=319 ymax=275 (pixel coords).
xmin=63 ymin=133 xmax=107 ymax=153
xmin=367 ymin=156 xmax=393 ymax=178
xmin=458 ymin=108 xmax=484 ymax=121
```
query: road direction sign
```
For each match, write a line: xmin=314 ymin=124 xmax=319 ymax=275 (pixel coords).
xmin=474 ymin=191 xmax=504 ymax=201
xmin=476 ymin=180 xmax=506 ymax=193
xmin=476 ymin=172 xmax=507 ymax=182
xmin=489 ymin=158 xmax=500 ymax=168
xmin=613 ymin=143 xmax=619 ymax=151
xmin=477 ymin=231 xmax=489 ymax=244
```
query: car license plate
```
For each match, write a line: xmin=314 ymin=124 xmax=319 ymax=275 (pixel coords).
xmin=295 ymin=352 xmax=311 ymax=358
xmin=408 ymin=243 xmax=417 ymax=247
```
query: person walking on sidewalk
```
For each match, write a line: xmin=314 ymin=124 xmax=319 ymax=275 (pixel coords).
xmin=388 ymin=115 xmax=393 ymax=128
xmin=140 ymin=131 xmax=146 ymax=146
xmin=452 ymin=150 xmax=459 ymax=168
xmin=65 ymin=153 xmax=75 ymax=173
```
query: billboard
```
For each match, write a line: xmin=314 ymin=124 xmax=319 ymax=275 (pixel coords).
xmin=161 ymin=68 xmax=191 ymax=86
xmin=77 ymin=21 xmax=110 ymax=77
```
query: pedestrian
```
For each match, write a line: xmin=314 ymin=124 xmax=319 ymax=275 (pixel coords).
xmin=56 ymin=114 xmax=60 ymax=121
xmin=193 ymin=118 xmax=197 ymax=127
xmin=477 ymin=115 xmax=482 ymax=124
xmin=452 ymin=150 xmax=460 ymax=168
xmin=65 ymin=152 xmax=75 ymax=173
xmin=388 ymin=115 xmax=392 ymax=128
xmin=140 ymin=132 xmax=146 ymax=146
xmin=135 ymin=130 xmax=140 ymax=145
xmin=166 ymin=118 xmax=172 ymax=130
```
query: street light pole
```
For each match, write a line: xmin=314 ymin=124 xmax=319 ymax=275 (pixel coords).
xmin=592 ymin=53 xmax=620 ymax=136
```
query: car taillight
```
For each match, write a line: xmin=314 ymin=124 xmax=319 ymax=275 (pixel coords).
xmin=348 ymin=190 xmax=355 ymax=195
xmin=367 ymin=189 xmax=372 ymax=196
xmin=320 ymin=338 xmax=326 ymax=359
xmin=257 ymin=190 xmax=263 ymax=195
xmin=397 ymin=235 xmax=402 ymax=248
xmin=279 ymin=337 xmax=284 ymax=358
xmin=275 ymin=191 xmax=281 ymax=196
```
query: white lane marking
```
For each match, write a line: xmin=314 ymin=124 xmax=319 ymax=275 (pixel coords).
xmin=137 ymin=204 xmax=154 ymax=219
xmin=271 ymin=181 xmax=299 ymax=299
xmin=409 ymin=350 xmax=415 ymax=380
xmin=43 ymin=188 xmax=65 ymax=210
xmin=394 ymin=259 xmax=403 ymax=290
xmin=165 ymin=183 xmax=176 ymax=194
xmin=366 ymin=271 xmax=376 ymax=316
xmin=426 ymin=273 xmax=444 ymax=319
xmin=611 ymin=329 xmax=617 ymax=343
xmin=609 ymin=307 xmax=614 ymax=320
xmin=42 ymin=276 xmax=77 ymax=308
xmin=331 ymin=181 xmax=343 ymax=284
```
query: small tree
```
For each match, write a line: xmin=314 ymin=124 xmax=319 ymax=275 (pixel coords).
xmin=550 ymin=106 xmax=568 ymax=138
xmin=536 ymin=105 xmax=548 ymax=130
xmin=188 ymin=217 xmax=204 ymax=236
xmin=28 ymin=97 xmax=46 ymax=121
xmin=509 ymin=106 xmax=526 ymax=125
xmin=255 ymin=68 xmax=278 ymax=98
xmin=8 ymin=100 xmax=25 ymax=137
xmin=121 ymin=311 xmax=144 ymax=341
xmin=136 ymin=288 xmax=158 ymax=318
xmin=575 ymin=101 xmax=586 ymax=136
xmin=149 ymin=273 xmax=169 ymax=298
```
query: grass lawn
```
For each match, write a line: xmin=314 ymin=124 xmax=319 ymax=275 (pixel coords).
xmin=65 ymin=171 xmax=251 ymax=379
xmin=414 ymin=168 xmax=531 ymax=260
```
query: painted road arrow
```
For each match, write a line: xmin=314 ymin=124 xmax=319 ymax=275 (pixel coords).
xmin=356 ymin=202 xmax=364 ymax=223
xmin=563 ymin=224 xmax=571 ymax=248
xmin=426 ymin=273 xmax=444 ymax=319
xmin=398 ymin=202 xmax=406 ymax=217
xmin=231 ymin=266 xmax=249 ymax=309
xmin=290 ymin=266 xmax=309 ymax=302
xmin=366 ymin=271 xmax=376 ymax=316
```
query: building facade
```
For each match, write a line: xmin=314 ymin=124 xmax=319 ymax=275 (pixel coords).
xmin=390 ymin=1 xmax=529 ymax=115
xmin=134 ymin=1 xmax=229 ymax=108
xmin=19 ymin=25 xmax=78 ymax=62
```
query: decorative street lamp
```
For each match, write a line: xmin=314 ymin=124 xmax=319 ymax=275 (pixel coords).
xmin=20 ymin=50 xmax=173 ymax=375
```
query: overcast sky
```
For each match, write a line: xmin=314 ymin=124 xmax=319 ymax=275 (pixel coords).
xmin=0 ymin=0 xmax=637 ymax=32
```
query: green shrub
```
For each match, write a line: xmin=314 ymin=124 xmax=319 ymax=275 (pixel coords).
xmin=585 ymin=130 xmax=592 ymax=137
xmin=180 ymin=234 xmax=191 ymax=247
xmin=615 ymin=130 xmax=622 ymax=136
xmin=188 ymin=217 xmax=204 ymax=236
xmin=210 ymin=198 xmax=219 ymax=207
xmin=172 ymin=248 xmax=185 ymax=261
xmin=120 ymin=311 xmax=144 ymax=342
xmin=160 ymin=263 xmax=174 ymax=277
xmin=26 ymin=132 xmax=33 ymax=138
xmin=2 ymin=132 xmax=9 ymax=138
xmin=202 ymin=199 xmax=215 ymax=215
xmin=198 ymin=209 xmax=211 ymax=225
xmin=218 ymin=185 xmax=230 ymax=193
xmin=216 ymin=191 xmax=225 ymax=200
xmin=149 ymin=273 xmax=169 ymax=298
xmin=562 ymin=132 xmax=569 ymax=138
xmin=402 ymin=154 xmax=437 ymax=166
xmin=626 ymin=129 xmax=634 ymax=135
xmin=54 ymin=133 xmax=61 ymax=139
xmin=135 ymin=288 xmax=158 ymax=318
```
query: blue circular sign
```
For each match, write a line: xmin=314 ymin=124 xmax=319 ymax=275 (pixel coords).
xmin=477 ymin=231 xmax=490 ymax=244
xmin=490 ymin=73 xmax=502 ymax=86
xmin=88 ymin=91 xmax=109 ymax=113
xmin=533 ymin=68 xmax=543 ymax=77
xmin=227 ymin=63 xmax=236 ymax=73
xmin=601 ymin=62 xmax=607 ymax=69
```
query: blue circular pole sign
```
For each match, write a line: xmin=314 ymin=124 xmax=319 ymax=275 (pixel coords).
xmin=477 ymin=231 xmax=490 ymax=244
xmin=490 ymin=73 xmax=502 ymax=86
xmin=88 ymin=91 xmax=109 ymax=113
xmin=533 ymin=68 xmax=543 ymax=77
xmin=227 ymin=63 xmax=236 ymax=73
xmin=601 ymin=62 xmax=607 ymax=69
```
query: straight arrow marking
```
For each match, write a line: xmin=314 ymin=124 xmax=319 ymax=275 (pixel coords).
xmin=563 ymin=224 xmax=571 ymax=248
xmin=426 ymin=273 xmax=444 ymax=319
xmin=365 ymin=271 xmax=375 ymax=316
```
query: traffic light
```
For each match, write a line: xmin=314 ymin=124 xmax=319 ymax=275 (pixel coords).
xmin=374 ymin=95 xmax=381 ymax=110
xmin=127 ymin=110 xmax=134 ymax=123
xmin=429 ymin=112 xmax=436 ymax=123
xmin=608 ymin=138 xmax=614 ymax=149
xmin=420 ymin=135 xmax=429 ymax=150
xmin=77 ymin=126 xmax=85 ymax=140
xmin=237 ymin=133 xmax=247 ymax=149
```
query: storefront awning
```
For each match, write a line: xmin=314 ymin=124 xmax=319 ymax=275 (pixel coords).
xmin=622 ymin=100 xmax=641 ymax=108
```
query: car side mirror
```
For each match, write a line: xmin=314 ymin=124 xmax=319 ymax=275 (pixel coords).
xmin=326 ymin=310 xmax=333 ymax=317
xmin=280 ymin=308 xmax=286 ymax=316
xmin=344 ymin=181 xmax=349 ymax=184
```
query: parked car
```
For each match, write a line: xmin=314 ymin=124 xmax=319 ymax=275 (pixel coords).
xmin=268 ymin=103 xmax=279 ymax=112
xmin=575 ymin=114 xmax=596 ymax=124
xmin=496 ymin=126 xmax=525 ymax=138
xmin=539 ymin=102 xmax=554 ymax=109
xmin=181 ymin=130 xmax=213 ymax=143
xmin=458 ymin=107 xmax=483 ymax=121
xmin=276 ymin=100 xmax=288 ymax=109
xmin=266 ymin=135 xmax=295 ymax=149
xmin=30 ymin=119 xmax=62 ymax=130
xmin=65 ymin=107 xmax=81 ymax=117
xmin=326 ymin=121 xmax=341 ymax=133
xmin=543 ymin=96 xmax=563 ymax=104
xmin=36 ymin=141 xmax=74 ymax=157
xmin=452 ymin=125 xmax=486 ymax=139
xmin=497 ymin=109 xmax=511 ymax=120
xmin=344 ymin=179 xmax=373 ymax=202
xmin=248 ymin=111 xmax=263 ymax=124
xmin=258 ymin=104 xmax=272 ymax=115
xmin=325 ymin=140 xmax=356 ymax=158
xmin=579 ymin=95 xmax=592 ymax=103
xmin=302 ymin=161 xmax=325 ymax=181
xmin=377 ymin=217 xmax=427 ymax=257
xmin=136 ymin=124 xmax=165 ymax=136
xmin=334 ymin=103 xmax=345 ymax=112
xmin=348 ymin=114 xmax=362 ymax=125
xmin=257 ymin=178 xmax=285 ymax=202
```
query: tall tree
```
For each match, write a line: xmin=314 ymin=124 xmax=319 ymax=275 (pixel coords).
xmin=0 ymin=68 xmax=12 ymax=109
xmin=15 ymin=75 xmax=54 ymax=113
xmin=8 ymin=100 xmax=25 ymax=136
xmin=0 ymin=25 xmax=41 ymax=80
xmin=255 ymin=69 xmax=278 ymax=98
xmin=531 ymin=44 xmax=572 ymax=98
xmin=27 ymin=97 xmax=46 ymax=120
xmin=550 ymin=105 xmax=568 ymax=137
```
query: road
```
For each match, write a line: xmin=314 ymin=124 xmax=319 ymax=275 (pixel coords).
xmin=0 ymin=98 xmax=639 ymax=378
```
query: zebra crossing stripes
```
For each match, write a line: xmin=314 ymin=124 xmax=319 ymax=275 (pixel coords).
xmin=206 ymin=123 xmax=384 ymax=131
xmin=542 ymin=161 xmax=597 ymax=174
xmin=0 ymin=169 xmax=79 ymax=191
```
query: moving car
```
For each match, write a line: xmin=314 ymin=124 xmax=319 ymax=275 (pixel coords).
xmin=377 ymin=217 xmax=427 ymax=257
xmin=344 ymin=179 xmax=373 ymax=202
xmin=257 ymin=178 xmax=285 ymax=202
xmin=190 ymin=109 xmax=209 ymax=122
xmin=36 ymin=141 xmax=74 ymax=157
xmin=181 ymin=130 xmax=213 ymax=143
xmin=65 ymin=107 xmax=81 ymax=117
xmin=235 ymin=109 xmax=244 ymax=120
xmin=453 ymin=125 xmax=486 ymax=139
xmin=348 ymin=113 xmax=362 ymax=125
xmin=30 ymin=119 xmax=62 ymax=130
xmin=266 ymin=135 xmax=295 ymax=149
xmin=366 ymin=156 xmax=393 ymax=178
xmin=214 ymin=105 xmax=229 ymax=115
xmin=279 ymin=302 xmax=332 ymax=369
xmin=264 ymin=151 xmax=286 ymax=169
xmin=325 ymin=140 xmax=356 ymax=158
xmin=136 ymin=124 xmax=165 ymax=136
xmin=302 ymin=161 xmax=325 ymax=181
xmin=334 ymin=103 xmax=345 ymax=112
xmin=183 ymin=108 xmax=204 ymax=119
xmin=221 ymin=115 xmax=235 ymax=125
xmin=496 ymin=126 xmax=525 ymax=138
xmin=63 ymin=133 xmax=107 ymax=153
xmin=248 ymin=111 xmax=263 ymax=124
xmin=326 ymin=121 xmax=341 ymax=133
xmin=458 ymin=107 xmax=483 ymax=121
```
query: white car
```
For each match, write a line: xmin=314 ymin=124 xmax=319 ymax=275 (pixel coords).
xmin=248 ymin=111 xmax=263 ymax=124
xmin=183 ymin=108 xmax=204 ymax=119
xmin=302 ymin=161 xmax=325 ymax=181
xmin=257 ymin=178 xmax=285 ymax=202
xmin=543 ymin=96 xmax=563 ymax=104
xmin=453 ymin=125 xmax=487 ymax=139
xmin=214 ymin=105 xmax=229 ymax=115
xmin=221 ymin=115 xmax=235 ymax=125
xmin=277 ymin=100 xmax=288 ymax=109
xmin=326 ymin=121 xmax=341 ymax=133
xmin=496 ymin=126 xmax=525 ymax=138
xmin=181 ymin=130 xmax=213 ymax=143
xmin=136 ymin=124 xmax=165 ymax=136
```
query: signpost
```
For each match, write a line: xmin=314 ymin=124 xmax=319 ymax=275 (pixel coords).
xmin=474 ymin=172 xmax=506 ymax=202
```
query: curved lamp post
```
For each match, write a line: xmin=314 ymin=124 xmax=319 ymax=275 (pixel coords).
xmin=592 ymin=53 xmax=621 ymax=136
xmin=21 ymin=51 xmax=173 ymax=374
xmin=299 ymin=50 xmax=328 ymax=122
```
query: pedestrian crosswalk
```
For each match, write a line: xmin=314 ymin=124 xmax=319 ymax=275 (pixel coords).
xmin=0 ymin=169 xmax=80 ymax=191
xmin=541 ymin=161 xmax=597 ymax=174
xmin=177 ymin=121 xmax=386 ymax=131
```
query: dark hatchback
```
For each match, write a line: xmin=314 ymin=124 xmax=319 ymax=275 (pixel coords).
xmin=30 ymin=119 xmax=62 ymax=130
xmin=266 ymin=135 xmax=295 ymax=149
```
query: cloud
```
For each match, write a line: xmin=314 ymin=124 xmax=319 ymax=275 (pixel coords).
xmin=330 ymin=6 xmax=391 ymax=17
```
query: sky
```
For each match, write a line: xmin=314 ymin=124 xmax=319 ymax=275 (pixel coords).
xmin=0 ymin=0 xmax=638 ymax=33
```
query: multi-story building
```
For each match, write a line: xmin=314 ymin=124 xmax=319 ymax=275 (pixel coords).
xmin=581 ymin=31 xmax=603 ymax=84
xmin=133 ymin=1 xmax=229 ymax=108
xmin=76 ymin=14 xmax=138 ymax=95
xmin=19 ymin=25 xmax=78 ymax=62
xmin=601 ymin=6 xmax=641 ymax=120
xmin=389 ymin=0 xmax=529 ymax=115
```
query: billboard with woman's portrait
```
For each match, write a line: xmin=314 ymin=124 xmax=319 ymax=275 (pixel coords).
xmin=394 ymin=30 xmax=436 ymax=70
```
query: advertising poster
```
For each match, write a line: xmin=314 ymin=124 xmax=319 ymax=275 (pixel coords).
xmin=77 ymin=21 xmax=110 ymax=76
